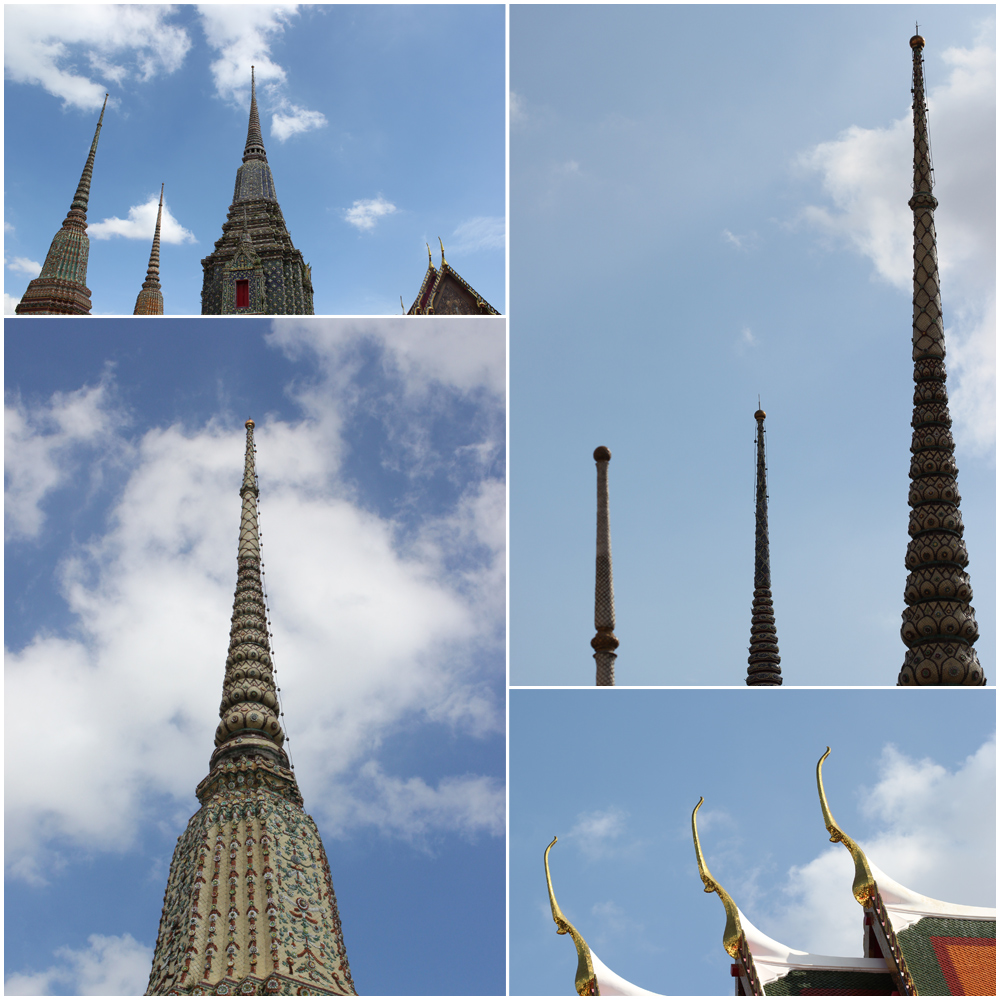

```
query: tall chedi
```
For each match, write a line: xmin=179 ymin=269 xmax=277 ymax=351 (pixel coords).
xmin=745 ymin=409 xmax=782 ymax=686
xmin=897 ymin=34 xmax=984 ymax=686
xmin=134 ymin=184 xmax=165 ymax=315
xmin=201 ymin=68 xmax=314 ymax=315
xmin=591 ymin=446 xmax=618 ymax=686
xmin=15 ymin=95 xmax=107 ymax=315
xmin=146 ymin=420 xmax=356 ymax=996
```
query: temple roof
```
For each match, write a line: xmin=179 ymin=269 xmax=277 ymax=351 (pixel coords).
xmin=408 ymin=239 xmax=500 ymax=315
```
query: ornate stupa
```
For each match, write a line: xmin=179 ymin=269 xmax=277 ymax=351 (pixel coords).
xmin=201 ymin=68 xmax=314 ymax=315
xmin=134 ymin=184 xmax=165 ymax=315
xmin=591 ymin=446 xmax=618 ymax=686
xmin=407 ymin=239 xmax=500 ymax=314
xmin=897 ymin=35 xmax=983 ymax=685
xmin=15 ymin=95 xmax=108 ymax=316
xmin=746 ymin=409 xmax=782 ymax=686
xmin=146 ymin=420 xmax=356 ymax=997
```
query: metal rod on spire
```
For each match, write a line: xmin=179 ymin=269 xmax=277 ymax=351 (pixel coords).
xmin=591 ymin=446 xmax=619 ymax=685
xmin=898 ymin=34 xmax=983 ymax=685
xmin=745 ymin=408 xmax=782 ymax=685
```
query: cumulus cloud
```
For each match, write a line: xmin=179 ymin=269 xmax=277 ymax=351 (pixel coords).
xmin=344 ymin=196 xmax=398 ymax=232
xmin=762 ymin=737 xmax=996 ymax=957
xmin=450 ymin=216 xmax=506 ymax=254
xmin=5 ymin=326 xmax=505 ymax=880
xmin=4 ymin=933 xmax=152 ymax=996
xmin=569 ymin=807 xmax=629 ymax=860
xmin=5 ymin=293 xmax=22 ymax=314
xmin=798 ymin=40 xmax=996 ymax=452
xmin=5 ymin=256 xmax=42 ymax=277
xmin=5 ymin=378 xmax=128 ymax=541
xmin=271 ymin=102 xmax=328 ymax=142
xmin=89 ymin=193 xmax=196 ymax=244
xmin=3 ymin=5 xmax=190 ymax=110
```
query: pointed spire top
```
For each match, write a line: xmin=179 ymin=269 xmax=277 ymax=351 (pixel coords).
xmin=591 ymin=445 xmax=618 ymax=685
xmin=909 ymin=34 xmax=934 ymax=208
xmin=243 ymin=65 xmax=267 ymax=163
xmin=746 ymin=407 xmax=782 ymax=685
xmin=133 ymin=183 xmax=165 ymax=314
xmin=68 ymin=93 xmax=109 ymax=221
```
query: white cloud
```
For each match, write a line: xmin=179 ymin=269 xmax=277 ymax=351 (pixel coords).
xmin=271 ymin=102 xmax=328 ymax=142
xmin=722 ymin=229 xmax=759 ymax=252
xmin=5 ymin=329 xmax=505 ymax=879
xmin=5 ymin=378 xmax=128 ymax=541
xmin=762 ymin=737 xmax=996 ymax=957
xmin=4 ymin=933 xmax=152 ymax=996
xmin=3 ymin=6 xmax=190 ymax=110
xmin=798 ymin=41 xmax=996 ymax=452
xmin=5 ymin=293 xmax=21 ymax=314
xmin=5 ymin=256 xmax=42 ymax=278
xmin=344 ymin=196 xmax=398 ymax=232
xmin=89 ymin=193 xmax=196 ymax=244
xmin=450 ymin=216 xmax=506 ymax=254
xmin=569 ymin=807 xmax=629 ymax=860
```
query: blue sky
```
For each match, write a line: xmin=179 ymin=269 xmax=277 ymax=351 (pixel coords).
xmin=510 ymin=5 xmax=995 ymax=685
xmin=4 ymin=317 xmax=506 ymax=995
xmin=4 ymin=4 xmax=505 ymax=316
xmin=509 ymin=688 xmax=996 ymax=996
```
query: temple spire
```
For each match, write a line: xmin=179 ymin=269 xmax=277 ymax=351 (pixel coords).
xmin=15 ymin=94 xmax=108 ymax=315
xmin=898 ymin=35 xmax=983 ymax=685
xmin=746 ymin=408 xmax=782 ymax=685
xmin=133 ymin=184 xmax=164 ymax=315
xmin=243 ymin=65 xmax=267 ymax=162
xmin=214 ymin=419 xmax=286 ymax=750
xmin=591 ymin=446 xmax=618 ymax=685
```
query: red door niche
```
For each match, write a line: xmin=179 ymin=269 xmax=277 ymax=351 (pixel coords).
xmin=236 ymin=280 xmax=250 ymax=309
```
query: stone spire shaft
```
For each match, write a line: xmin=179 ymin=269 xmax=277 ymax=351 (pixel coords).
xmin=214 ymin=419 xmax=286 ymax=749
xmin=591 ymin=446 xmax=618 ymax=686
xmin=244 ymin=65 xmax=267 ymax=162
xmin=746 ymin=409 xmax=782 ymax=685
xmin=15 ymin=94 xmax=108 ymax=315
xmin=898 ymin=35 xmax=983 ymax=685
xmin=133 ymin=184 xmax=164 ymax=315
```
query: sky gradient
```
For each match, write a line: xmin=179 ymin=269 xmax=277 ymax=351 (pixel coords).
xmin=509 ymin=4 xmax=995 ymax=686
xmin=4 ymin=5 xmax=505 ymax=316
xmin=4 ymin=317 xmax=506 ymax=995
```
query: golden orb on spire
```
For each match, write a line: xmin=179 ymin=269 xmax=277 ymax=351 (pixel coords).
xmin=754 ymin=409 xmax=766 ymax=420
xmin=245 ymin=418 xmax=255 ymax=429
xmin=910 ymin=35 xmax=925 ymax=49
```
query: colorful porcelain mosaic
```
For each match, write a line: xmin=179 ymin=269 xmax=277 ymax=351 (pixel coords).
xmin=134 ymin=184 xmax=165 ymax=315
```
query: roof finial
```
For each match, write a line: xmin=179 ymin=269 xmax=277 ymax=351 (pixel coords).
xmin=898 ymin=35 xmax=983 ymax=685
xmin=426 ymin=241 xmax=433 ymax=267
xmin=816 ymin=749 xmax=876 ymax=904
xmin=692 ymin=799 xmax=744 ymax=958
xmin=400 ymin=294 xmax=405 ymax=314
xmin=133 ymin=183 xmax=165 ymax=315
xmin=213 ymin=419 xmax=285 ymax=751
xmin=543 ymin=837 xmax=599 ymax=996
xmin=591 ymin=446 xmax=618 ymax=685
xmin=746 ymin=407 xmax=782 ymax=685
xmin=438 ymin=236 xmax=447 ymax=267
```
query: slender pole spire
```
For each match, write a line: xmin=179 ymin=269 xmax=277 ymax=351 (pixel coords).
xmin=133 ymin=184 xmax=164 ymax=315
xmin=243 ymin=65 xmax=267 ymax=162
xmin=15 ymin=94 xmax=108 ymax=315
xmin=591 ymin=446 xmax=619 ymax=685
xmin=214 ymin=419 xmax=286 ymax=751
xmin=898 ymin=35 xmax=984 ymax=685
xmin=746 ymin=408 xmax=782 ymax=685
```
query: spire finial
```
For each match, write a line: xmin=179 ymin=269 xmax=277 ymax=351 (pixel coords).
xmin=591 ymin=446 xmax=618 ymax=685
xmin=243 ymin=65 xmax=267 ymax=163
xmin=213 ymin=420 xmax=285 ymax=751
xmin=816 ymin=749 xmax=876 ymax=904
xmin=746 ymin=407 xmax=782 ymax=685
xmin=68 ymin=92 xmax=109 ymax=223
xmin=133 ymin=183 xmax=165 ymax=314
xmin=898 ymin=35 xmax=983 ymax=685
xmin=543 ymin=838 xmax=599 ymax=996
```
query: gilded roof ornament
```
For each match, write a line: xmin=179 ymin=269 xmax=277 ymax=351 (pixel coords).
xmin=898 ymin=35 xmax=983 ymax=685
xmin=816 ymin=748 xmax=875 ymax=905
xmin=544 ymin=837 xmax=600 ymax=996
xmin=438 ymin=236 xmax=447 ymax=267
xmin=692 ymin=798 xmax=744 ymax=958
xmin=591 ymin=446 xmax=618 ymax=685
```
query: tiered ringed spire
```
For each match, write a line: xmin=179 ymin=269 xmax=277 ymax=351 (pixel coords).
xmin=133 ymin=184 xmax=165 ymax=315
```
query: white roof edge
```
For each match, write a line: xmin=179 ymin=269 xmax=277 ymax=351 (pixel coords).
xmin=589 ymin=948 xmax=664 ymax=996
xmin=869 ymin=862 xmax=997 ymax=923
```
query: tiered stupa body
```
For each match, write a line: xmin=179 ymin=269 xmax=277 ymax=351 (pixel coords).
xmin=897 ymin=36 xmax=983 ymax=685
xmin=15 ymin=95 xmax=107 ymax=315
xmin=146 ymin=420 xmax=355 ymax=997
xmin=201 ymin=69 xmax=314 ymax=315
xmin=408 ymin=240 xmax=500 ymax=315
xmin=134 ymin=184 xmax=165 ymax=315
xmin=745 ymin=410 xmax=782 ymax=686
